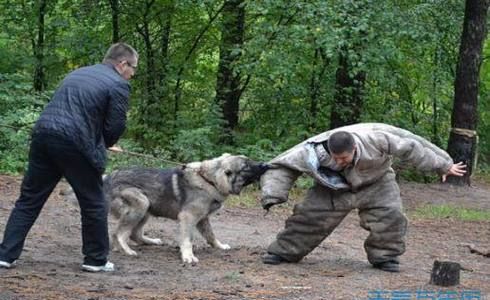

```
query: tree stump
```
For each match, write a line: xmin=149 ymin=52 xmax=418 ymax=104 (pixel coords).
xmin=430 ymin=260 xmax=460 ymax=286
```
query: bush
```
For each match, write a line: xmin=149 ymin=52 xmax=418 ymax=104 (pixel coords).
xmin=0 ymin=73 xmax=50 ymax=174
xmin=171 ymin=127 xmax=221 ymax=163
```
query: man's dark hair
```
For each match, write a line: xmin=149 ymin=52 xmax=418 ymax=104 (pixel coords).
xmin=327 ymin=131 xmax=355 ymax=154
xmin=103 ymin=42 xmax=138 ymax=65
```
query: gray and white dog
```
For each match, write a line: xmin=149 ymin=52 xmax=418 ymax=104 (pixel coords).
xmin=102 ymin=153 xmax=268 ymax=263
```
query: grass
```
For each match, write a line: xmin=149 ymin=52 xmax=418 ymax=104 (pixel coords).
xmin=226 ymin=175 xmax=312 ymax=208
xmin=473 ymin=169 xmax=490 ymax=185
xmin=226 ymin=183 xmax=307 ymax=209
xmin=412 ymin=204 xmax=490 ymax=221
xmin=223 ymin=271 xmax=241 ymax=282
xmin=226 ymin=185 xmax=262 ymax=208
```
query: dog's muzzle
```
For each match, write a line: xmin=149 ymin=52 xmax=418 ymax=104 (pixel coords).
xmin=242 ymin=163 xmax=270 ymax=187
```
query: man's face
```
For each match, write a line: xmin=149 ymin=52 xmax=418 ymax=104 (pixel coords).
xmin=118 ymin=57 xmax=138 ymax=80
xmin=331 ymin=148 xmax=356 ymax=170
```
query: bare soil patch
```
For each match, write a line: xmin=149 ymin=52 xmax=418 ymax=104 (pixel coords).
xmin=0 ymin=175 xmax=489 ymax=299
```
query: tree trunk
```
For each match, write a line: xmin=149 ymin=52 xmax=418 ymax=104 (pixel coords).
xmin=109 ymin=0 xmax=119 ymax=43
xmin=33 ymin=0 xmax=47 ymax=92
xmin=214 ymin=0 xmax=246 ymax=141
xmin=143 ymin=24 xmax=157 ymax=107
xmin=330 ymin=50 xmax=366 ymax=129
xmin=446 ymin=0 xmax=489 ymax=185
xmin=134 ymin=0 xmax=158 ymax=118
xmin=309 ymin=47 xmax=330 ymax=130
xmin=431 ymin=47 xmax=442 ymax=147
xmin=173 ymin=3 xmax=225 ymax=122
xmin=159 ymin=4 xmax=172 ymax=86
xmin=329 ymin=1 xmax=368 ymax=130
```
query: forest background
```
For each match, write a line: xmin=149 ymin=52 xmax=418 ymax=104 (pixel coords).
xmin=0 ymin=0 xmax=489 ymax=184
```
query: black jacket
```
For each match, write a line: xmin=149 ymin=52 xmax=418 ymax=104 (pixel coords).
xmin=34 ymin=63 xmax=130 ymax=173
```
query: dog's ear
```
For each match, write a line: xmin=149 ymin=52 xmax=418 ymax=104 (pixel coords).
xmin=199 ymin=158 xmax=221 ymax=179
xmin=220 ymin=153 xmax=232 ymax=158
xmin=185 ymin=161 xmax=202 ymax=170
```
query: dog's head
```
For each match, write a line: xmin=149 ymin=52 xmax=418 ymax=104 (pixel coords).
xmin=200 ymin=153 xmax=269 ymax=195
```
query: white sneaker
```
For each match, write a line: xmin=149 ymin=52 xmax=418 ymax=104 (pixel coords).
xmin=0 ymin=260 xmax=15 ymax=269
xmin=81 ymin=261 xmax=115 ymax=272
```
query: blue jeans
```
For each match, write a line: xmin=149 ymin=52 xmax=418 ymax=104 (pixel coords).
xmin=0 ymin=132 xmax=109 ymax=266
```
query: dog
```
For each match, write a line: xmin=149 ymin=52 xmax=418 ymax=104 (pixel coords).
xmin=99 ymin=153 xmax=268 ymax=263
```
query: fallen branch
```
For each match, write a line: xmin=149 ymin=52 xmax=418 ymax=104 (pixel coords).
xmin=0 ymin=273 xmax=47 ymax=280
xmin=461 ymin=243 xmax=490 ymax=257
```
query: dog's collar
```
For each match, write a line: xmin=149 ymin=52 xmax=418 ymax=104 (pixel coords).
xmin=197 ymin=169 xmax=219 ymax=190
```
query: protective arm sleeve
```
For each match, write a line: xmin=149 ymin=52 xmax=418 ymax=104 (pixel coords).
xmin=260 ymin=167 xmax=301 ymax=209
xmin=377 ymin=131 xmax=453 ymax=175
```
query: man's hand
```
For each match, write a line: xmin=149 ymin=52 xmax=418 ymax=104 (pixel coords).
xmin=108 ymin=145 xmax=123 ymax=153
xmin=442 ymin=162 xmax=467 ymax=182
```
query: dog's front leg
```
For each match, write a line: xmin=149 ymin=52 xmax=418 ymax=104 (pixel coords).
xmin=197 ymin=217 xmax=230 ymax=250
xmin=178 ymin=211 xmax=199 ymax=263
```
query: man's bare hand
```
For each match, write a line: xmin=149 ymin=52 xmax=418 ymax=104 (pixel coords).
xmin=442 ymin=161 xmax=467 ymax=182
xmin=108 ymin=145 xmax=123 ymax=153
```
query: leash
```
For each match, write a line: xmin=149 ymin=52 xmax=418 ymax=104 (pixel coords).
xmin=108 ymin=148 xmax=185 ymax=166
xmin=0 ymin=124 xmax=185 ymax=167
xmin=0 ymin=123 xmax=185 ymax=167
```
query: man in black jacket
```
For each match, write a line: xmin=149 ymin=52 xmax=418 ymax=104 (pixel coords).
xmin=0 ymin=42 xmax=138 ymax=272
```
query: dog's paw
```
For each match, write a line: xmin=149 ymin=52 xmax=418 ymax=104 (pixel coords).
xmin=215 ymin=241 xmax=231 ymax=250
xmin=182 ymin=254 xmax=199 ymax=264
xmin=180 ymin=242 xmax=199 ymax=263
xmin=143 ymin=237 xmax=163 ymax=245
xmin=124 ymin=249 xmax=138 ymax=256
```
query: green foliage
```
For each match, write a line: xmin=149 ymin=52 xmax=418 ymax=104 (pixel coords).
xmin=0 ymin=0 xmax=489 ymax=180
xmin=0 ymin=130 xmax=30 ymax=174
xmin=236 ymin=141 xmax=277 ymax=163
xmin=478 ymin=40 xmax=490 ymax=166
xmin=0 ymin=73 xmax=49 ymax=174
xmin=294 ymin=176 xmax=315 ymax=190
xmin=0 ymin=35 xmax=28 ymax=75
xmin=396 ymin=168 xmax=439 ymax=183
xmin=171 ymin=127 xmax=221 ymax=162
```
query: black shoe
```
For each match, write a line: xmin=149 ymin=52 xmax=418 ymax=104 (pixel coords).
xmin=373 ymin=261 xmax=400 ymax=273
xmin=262 ymin=253 xmax=289 ymax=265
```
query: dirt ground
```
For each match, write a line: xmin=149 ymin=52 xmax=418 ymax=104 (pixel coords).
xmin=0 ymin=174 xmax=489 ymax=300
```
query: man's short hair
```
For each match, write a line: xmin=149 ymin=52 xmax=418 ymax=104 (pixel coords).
xmin=327 ymin=131 xmax=355 ymax=154
xmin=103 ymin=42 xmax=138 ymax=65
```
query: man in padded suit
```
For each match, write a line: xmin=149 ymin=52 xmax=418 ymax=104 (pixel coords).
xmin=260 ymin=123 xmax=466 ymax=272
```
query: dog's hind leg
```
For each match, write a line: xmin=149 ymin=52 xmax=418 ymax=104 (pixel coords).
xmin=130 ymin=214 xmax=163 ymax=246
xmin=113 ymin=188 xmax=150 ymax=256
xmin=197 ymin=217 xmax=230 ymax=250
xmin=178 ymin=210 xmax=200 ymax=263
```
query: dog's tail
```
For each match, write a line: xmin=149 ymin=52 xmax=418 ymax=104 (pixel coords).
xmin=59 ymin=182 xmax=77 ymax=204
xmin=60 ymin=174 xmax=111 ymax=203
xmin=101 ymin=173 xmax=113 ymax=198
